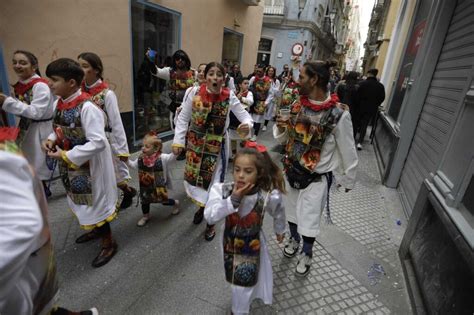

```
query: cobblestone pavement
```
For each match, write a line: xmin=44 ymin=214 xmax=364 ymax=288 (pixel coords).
xmin=47 ymin=124 xmax=412 ymax=314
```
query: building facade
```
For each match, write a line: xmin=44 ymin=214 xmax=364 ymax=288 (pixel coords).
xmin=260 ymin=0 xmax=349 ymax=76
xmin=371 ymin=0 xmax=474 ymax=312
xmin=0 ymin=0 xmax=263 ymax=145
xmin=344 ymin=0 xmax=362 ymax=72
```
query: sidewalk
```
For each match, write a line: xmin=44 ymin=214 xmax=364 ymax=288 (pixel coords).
xmin=48 ymin=123 xmax=412 ymax=314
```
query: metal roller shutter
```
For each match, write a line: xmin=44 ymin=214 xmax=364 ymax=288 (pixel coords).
xmin=399 ymin=0 xmax=474 ymax=214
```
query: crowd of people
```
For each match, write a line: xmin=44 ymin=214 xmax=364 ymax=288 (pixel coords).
xmin=0 ymin=48 xmax=394 ymax=314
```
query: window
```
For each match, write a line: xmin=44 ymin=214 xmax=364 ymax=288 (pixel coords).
xmin=222 ymin=29 xmax=243 ymax=66
xmin=130 ymin=1 xmax=180 ymax=140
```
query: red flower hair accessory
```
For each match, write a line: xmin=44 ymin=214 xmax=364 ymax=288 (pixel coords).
xmin=0 ymin=127 xmax=20 ymax=142
xmin=244 ymin=140 xmax=267 ymax=153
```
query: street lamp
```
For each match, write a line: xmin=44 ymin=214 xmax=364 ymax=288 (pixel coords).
xmin=298 ymin=0 xmax=307 ymax=18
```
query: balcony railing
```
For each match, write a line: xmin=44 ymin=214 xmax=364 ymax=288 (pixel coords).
xmin=241 ymin=0 xmax=260 ymax=6
xmin=264 ymin=4 xmax=284 ymax=15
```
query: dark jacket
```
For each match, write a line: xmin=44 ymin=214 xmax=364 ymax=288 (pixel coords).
xmin=356 ymin=77 xmax=385 ymax=115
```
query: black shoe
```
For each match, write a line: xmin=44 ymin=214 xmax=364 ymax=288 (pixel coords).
xmin=193 ymin=209 xmax=204 ymax=224
xmin=75 ymin=229 xmax=100 ymax=244
xmin=44 ymin=185 xmax=52 ymax=198
xmin=91 ymin=242 xmax=118 ymax=268
xmin=51 ymin=306 xmax=99 ymax=315
xmin=119 ymin=187 xmax=137 ymax=209
xmin=204 ymin=225 xmax=216 ymax=241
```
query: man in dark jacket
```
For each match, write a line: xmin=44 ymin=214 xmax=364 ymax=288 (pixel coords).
xmin=353 ymin=68 xmax=385 ymax=150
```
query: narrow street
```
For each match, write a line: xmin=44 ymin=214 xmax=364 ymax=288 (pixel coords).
xmin=48 ymin=127 xmax=412 ymax=314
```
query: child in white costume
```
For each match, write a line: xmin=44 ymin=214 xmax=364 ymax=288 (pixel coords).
xmin=0 ymin=50 xmax=55 ymax=196
xmin=204 ymin=144 xmax=286 ymax=314
xmin=44 ymin=58 xmax=118 ymax=268
xmin=172 ymin=62 xmax=253 ymax=241
xmin=263 ymin=66 xmax=281 ymax=131
xmin=128 ymin=132 xmax=180 ymax=227
xmin=248 ymin=64 xmax=273 ymax=141
xmin=78 ymin=52 xmax=137 ymax=209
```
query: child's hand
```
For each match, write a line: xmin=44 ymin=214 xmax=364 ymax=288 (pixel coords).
xmin=42 ymin=139 xmax=55 ymax=153
xmin=47 ymin=146 xmax=63 ymax=160
xmin=276 ymin=233 xmax=284 ymax=243
xmin=232 ymin=182 xmax=254 ymax=199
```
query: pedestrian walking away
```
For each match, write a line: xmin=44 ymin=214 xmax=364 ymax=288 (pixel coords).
xmin=204 ymin=145 xmax=286 ymax=315
xmin=274 ymin=60 xmax=358 ymax=276
xmin=0 ymin=50 xmax=55 ymax=198
xmin=263 ymin=66 xmax=281 ymax=131
xmin=172 ymin=61 xmax=253 ymax=241
xmin=352 ymin=68 xmax=385 ymax=150
xmin=43 ymin=58 xmax=118 ymax=268
xmin=78 ymin=52 xmax=137 ymax=209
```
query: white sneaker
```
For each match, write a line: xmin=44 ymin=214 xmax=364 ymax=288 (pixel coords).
xmin=357 ymin=143 xmax=363 ymax=150
xmin=171 ymin=200 xmax=180 ymax=215
xmin=137 ymin=216 xmax=150 ymax=227
xmin=250 ymin=135 xmax=257 ymax=142
xmin=262 ymin=125 xmax=267 ymax=131
xmin=283 ymin=237 xmax=300 ymax=258
xmin=296 ymin=253 xmax=312 ymax=277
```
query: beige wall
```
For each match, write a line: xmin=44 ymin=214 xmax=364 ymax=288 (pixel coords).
xmin=0 ymin=0 xmax=263 ymax=113
xmin=152 ymin=0 xmax=263 ymax=76
xmin=0 ymin=0 xmax=132 ymax=111
xmin=375 ymin=0 xmax=402 ymax=74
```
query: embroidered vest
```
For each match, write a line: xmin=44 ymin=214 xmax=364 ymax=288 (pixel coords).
xmin=0 ymin=141 xmax=58 ymax=314
xmin=285 ymin=99 xmax=345 ymax=172
xmin=137 ymin=155 xmax=168 ymax=204
xmin=252 ymin=76 xmax=271 ymax=115
xmin=13 ymin=78 xmax=49 ymax=145
xmin=82 ymin=82 xmax=112 ymax=132
xmin=229 ymin=90 xmax=249 ymax=129
xmin=168 ymin=69 xmax=195 ymax=104
xmin=223 ymin=192 xmax=265 ymax=287
xmin=184 ymin=86 xmax=230 ymax=190
xmin=53 ymin=96 xmax=93 ymax=206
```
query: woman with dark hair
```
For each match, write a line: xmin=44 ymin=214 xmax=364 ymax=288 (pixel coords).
xmin=274 ymin=60 xmax=358 ymax=277
xmin=151 ymin=49 xmax=195 ymax=128
xmin=336 ymin=71 xmax=359 ymax=115
xmin=0 ymin=50 xmax=55 ymax=197
xmin=172 ymin=61 xmax=253 ymax=241
xmin=263 ymin=66 xmax=280 ymax=131
xmin=78 ymin=52 xmax=137 ymax=209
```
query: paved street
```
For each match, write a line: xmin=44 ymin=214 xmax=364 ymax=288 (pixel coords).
xmin=48 ymin=125 xmax=412 ymax=314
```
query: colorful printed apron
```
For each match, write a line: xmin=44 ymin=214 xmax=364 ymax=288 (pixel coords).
xmin=223 ymin=192 xmax=265 ymax=287
xmin=53 ymin=94 xmax=93 ymax=206
xmin=285 ymin=97 xmax=345 ymax=172
xmin=13 ymin=78 xmax=49 ymax=145
xmin=252 ymin=76 xmax=271 ymax=115
xmin=168 ymin=69 xmax=195 ymax=110
xmin=82 ymin=81 xmax=112 ymax=132
xmin=137 ymin=154 xmax=168 ymax=204
xmin=184 ymin=86 xmax=230 ymax=190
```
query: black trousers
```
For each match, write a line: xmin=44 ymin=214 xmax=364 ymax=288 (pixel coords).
xmin=142 ymin=199 xmax=176 ymax=214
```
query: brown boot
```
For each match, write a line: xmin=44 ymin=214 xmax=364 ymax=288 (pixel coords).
xmin=91 ymin=234 xmax=118 ymax=268
xmin=75 ymin=228 xmax=100 ymax=244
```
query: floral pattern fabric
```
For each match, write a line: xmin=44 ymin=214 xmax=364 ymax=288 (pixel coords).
xmin=223 ymin=192 xmax=264 ymax=287
xmin=138 ymin=154 xmax=168 ymax=204
xmin=184 ymin=86 xmax=230 ymax=190
xmin=252 ymin=76 xmax=271 ymax=115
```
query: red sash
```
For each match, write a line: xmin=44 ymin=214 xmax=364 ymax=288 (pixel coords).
xmin=81 ymin=80 xmax=108 ymax=96
xmin=13 ymin=78 xmax=48 ymax=96
xmin=57 ymin=93 xmax=91 ymax=110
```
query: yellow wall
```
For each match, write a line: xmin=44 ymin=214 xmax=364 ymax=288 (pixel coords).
xmin=0 ymin=0 xmax=132 ymax=110
xmin=0 ymin=0 xmax=263 ymax=112
xmin=153 ymin=0 xmax=263 ymax=76
xmin=375 ymin=0 xmax=402 ymax=75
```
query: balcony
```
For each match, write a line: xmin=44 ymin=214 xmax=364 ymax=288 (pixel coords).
xmin=241 ymin=0 xmax=260 ymax=6
xmin=264 ymin=4 xmax=284 ymax=15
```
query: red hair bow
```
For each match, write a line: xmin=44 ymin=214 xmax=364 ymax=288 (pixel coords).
xmin=244 ymin=140 xmax=267 ymax=153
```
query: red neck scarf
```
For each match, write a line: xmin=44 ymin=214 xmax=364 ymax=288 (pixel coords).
xmin=300 ymin=93 xmax=339 ymax=112
xmin=81 ymin=80 xmax=108 ymax=96
xmin=13 ymin=77 xmax=48 ymax=96
xmin=143 ymin=151 xmax=161 ymax=167
xmin=0 ymin=127 xmax=19 ymax=142
xmin=199 ymin=84 xmax=230 ymax=102
xmin=57 ymin=92 xmax=91 ymax=111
